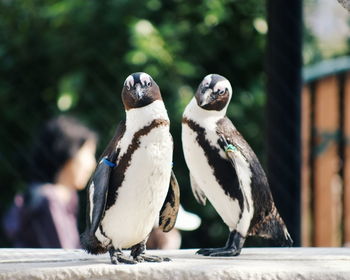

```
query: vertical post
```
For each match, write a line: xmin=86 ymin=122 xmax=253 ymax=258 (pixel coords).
xmin=301 ymin=85 xmax=312 ymax=246
xmin=313 ymin=76 xmax=341 ymax=246
xmin=266 ymin=0 xmax=302 ymax=246
xmin=344 ymin=73 xmax=350 ymax=246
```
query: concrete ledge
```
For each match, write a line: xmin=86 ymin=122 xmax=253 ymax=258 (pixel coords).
xmin=0 ymin=248 xmax=350 ymax=280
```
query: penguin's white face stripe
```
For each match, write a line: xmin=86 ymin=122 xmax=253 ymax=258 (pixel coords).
xmin=214 ymin=80 xmax=232 ymax=96
xmin=198 ymin=74 xmax=215 ymax=107
xmin=124 ymin=75 xmax=134 ymax=90
xmin=140 ymin=73 xmax=152 ymax=87
xmin=202 ymin=74 xmax=212 ymax=87
xmin=124 ymin=73 xmax=152 ymax=90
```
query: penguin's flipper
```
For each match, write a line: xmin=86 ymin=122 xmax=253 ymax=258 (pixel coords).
xmin=81 ymin=121 xmax=126 ymax=254
xmin=190 ymin=174 xmax=207 ymax=206
xmin=159 ymin=170 xmax=180 ymax=232
xmin=217 ymin=134 xmax=239 ymax=167
xmin=89 ymin=159 xmax=114 ymax=235
xmin=87 ymin=120 xmax=126 ymax=235
xmin=81 ymin=162 xmax=114 ymax=254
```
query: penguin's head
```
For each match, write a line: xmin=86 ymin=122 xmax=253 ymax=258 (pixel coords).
xmin=195 ymin=74 xmax=232 ymax=111
xmin=122 ymin=72 xmax=162 ymax=110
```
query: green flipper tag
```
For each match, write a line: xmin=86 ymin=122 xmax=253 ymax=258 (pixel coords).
xmin=224 ymin=144 xmax=237 ymax=152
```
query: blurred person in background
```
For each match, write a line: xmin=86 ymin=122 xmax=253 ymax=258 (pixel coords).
xmin=3 ymin=115 xmax=200 ymax=250
xmin=3 ymin=116 xmax=97 ymax=248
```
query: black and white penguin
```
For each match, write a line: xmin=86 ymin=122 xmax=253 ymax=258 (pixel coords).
xmin=81 ymin=72 xmax=180 ymax=264
xmin=182 ymin=74 xmax=292 ymax=257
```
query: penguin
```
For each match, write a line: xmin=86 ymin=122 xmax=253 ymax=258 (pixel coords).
xmin=81 ymin=72 xmax=180 ymax=264
xmin=182 ymin=74 xmax=292 ymax=257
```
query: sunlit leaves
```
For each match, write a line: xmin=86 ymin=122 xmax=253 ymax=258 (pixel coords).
xmin=127 ymin=19 xmax=173 ymax=67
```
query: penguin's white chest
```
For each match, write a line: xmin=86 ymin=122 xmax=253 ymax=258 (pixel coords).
xmin=100 ymin=126 xmax=173 ymax=249
xmin=182 ymin=124 xmax=242 ymax=229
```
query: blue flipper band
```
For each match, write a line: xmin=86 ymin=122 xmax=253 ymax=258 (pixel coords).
xmin=103 ymin=158 xmax=116 ymax=167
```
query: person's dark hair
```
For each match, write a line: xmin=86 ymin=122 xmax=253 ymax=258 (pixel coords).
xmin=29 ymin=116 xmax=97 ymax=183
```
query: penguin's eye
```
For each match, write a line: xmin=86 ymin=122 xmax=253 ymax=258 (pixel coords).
xmin=143 ymin=81 xmax=152 ymax=87
xmin=218 ymin=89 xmax=225 ymax=95
xmin=125 ymin=84 xmax=130 ymax=90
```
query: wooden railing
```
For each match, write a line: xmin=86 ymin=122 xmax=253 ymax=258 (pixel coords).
xmin=301 ymin=56 xmax=350 ymax=246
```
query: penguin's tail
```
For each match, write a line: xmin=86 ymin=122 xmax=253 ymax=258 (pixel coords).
xmin=250 ymin=204 xmax=293 ymax=247
xmin=80 ymin=230 xmax=108 ymax=255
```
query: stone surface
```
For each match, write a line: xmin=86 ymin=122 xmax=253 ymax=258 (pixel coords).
xmin=0 ymin=248 xmax=350 ymax=280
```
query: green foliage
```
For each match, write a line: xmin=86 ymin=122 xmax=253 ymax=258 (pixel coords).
xmin=0 ymin=0 xmax=266 ymax=248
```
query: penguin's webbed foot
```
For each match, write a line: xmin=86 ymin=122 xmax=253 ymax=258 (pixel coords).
xmin=130 ymin=240 xmax=171 ymax=263
xmin=109 ymin=248 xmax=137 ymax=265
xmin=197 ymin=230 xmax=245 ymax=257
xmin=134 ymin=254 xmax=171 ymax=263
xmin=196 ymin=247 xmax=241 ymax=257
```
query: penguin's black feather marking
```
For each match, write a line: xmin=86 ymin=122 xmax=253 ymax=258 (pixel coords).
xmin=106 ymin=119 xmax=169 ymax=211
xmin=182 ymin=117 xmax=244 ymax=211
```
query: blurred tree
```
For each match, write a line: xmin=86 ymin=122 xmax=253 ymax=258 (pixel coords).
xmin=0 ymin=0 xmax=266 ymax=248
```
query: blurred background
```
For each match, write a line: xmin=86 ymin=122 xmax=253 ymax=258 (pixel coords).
xmin=0 ymin=0 xmax=349 ymax=249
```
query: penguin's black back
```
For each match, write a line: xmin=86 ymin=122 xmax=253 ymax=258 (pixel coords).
xmin=216 ymin=117 xmax=274 ymax=231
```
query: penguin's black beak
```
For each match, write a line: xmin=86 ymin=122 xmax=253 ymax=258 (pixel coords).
xmin=132 ymin=83 xmax=145 ymax=100
xmin=198 ymin=86 xmax=214 ymax=107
